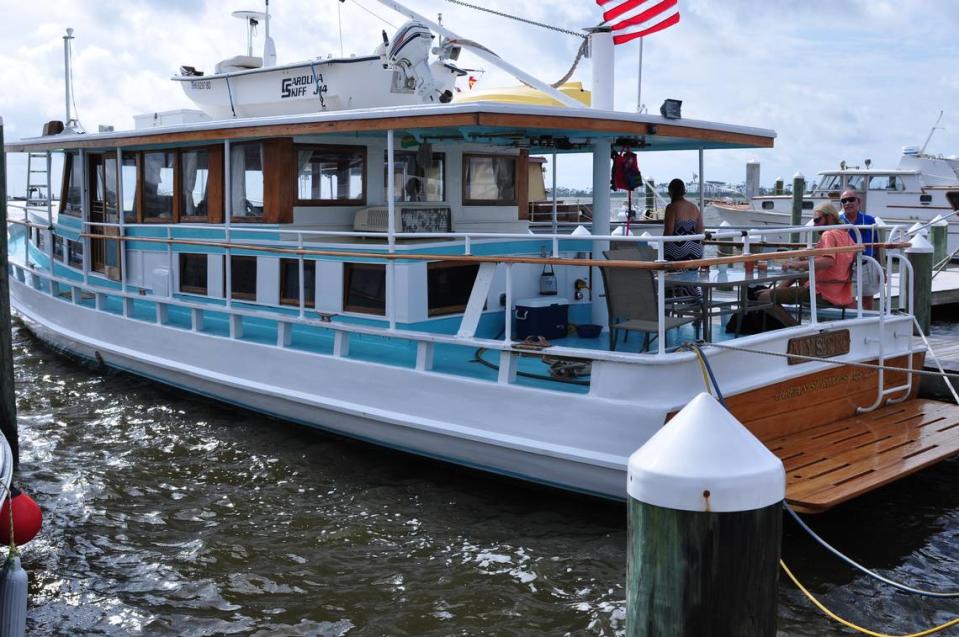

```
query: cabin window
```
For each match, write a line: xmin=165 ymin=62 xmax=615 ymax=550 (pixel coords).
xmin=818 ymin=175 xmax=841 ymax=192
xmin=121 ymin=154 xmax=138 ymax=223
xmin=385 ymin=151 xmax=445 ymax=202
xmin=95 ymin=156 xmax=120 ymax=219
xmin=279 ymin=258 xmax=316 ymax=308
xmin=343 ymin=263 xmax=386 ymax=315
xmin=179 ymin=253 xmax=208 ymax=295
xmin=846 ymin=175 xmax=865 ymax=191
xmin=802 ymin=201 xmax=814 ymax=210
xmin=60 ymin=152 xmax=83 ymax=217
xmin=67 ymin=240 xmax=83 ymax=269
xmin=761 ymin=201 xmax=775 ymax=210
xmin=427 ymin=262 xmax=479 ymax=316
xmin=231 ymin=143 xmax=265 ymax=219
xmin=53 ymin=235 xmax=64 ymax=261
xmin=869 ymin=175 xmax=904 ymax=192
xmin=35 ymin=228 xmax=45 ymax=250
xmin=181 ymin=149 xmax=213 ymax=219
xmin=142 ymin=152 xmax=177 ymax=221
xmin=295 ymin=145 xmax=366 ymax=205
xmin=230 ymin=255 xmax=257 ymax=301
xmin=463 ymin=154 xmax=516 ymax=205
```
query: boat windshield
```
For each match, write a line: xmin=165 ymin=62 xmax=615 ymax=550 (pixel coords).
xmin=817 ymin=175 xmax=842 ymax=192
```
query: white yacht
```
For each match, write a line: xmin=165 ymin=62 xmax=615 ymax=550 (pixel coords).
xmin=6 ymin=2 xmax=959 ymax=512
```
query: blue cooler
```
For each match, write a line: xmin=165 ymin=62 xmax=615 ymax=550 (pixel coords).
xmin=514 ymin=297 xmax=569 ymax=340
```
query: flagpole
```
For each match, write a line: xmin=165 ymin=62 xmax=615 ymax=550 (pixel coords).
xmin=636 ymin=37 xmax=643 ymax=112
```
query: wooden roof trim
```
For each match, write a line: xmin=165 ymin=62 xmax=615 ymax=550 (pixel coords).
xmin=6 ymin=110 xmax=774 ymax=153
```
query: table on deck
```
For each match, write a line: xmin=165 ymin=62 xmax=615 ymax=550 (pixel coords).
xmin=663 ymin=265 xmax=810 ymax=341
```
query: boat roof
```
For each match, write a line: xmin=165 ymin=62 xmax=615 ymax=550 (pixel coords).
xmin=5 ymin=102 xmax=775 ymax=153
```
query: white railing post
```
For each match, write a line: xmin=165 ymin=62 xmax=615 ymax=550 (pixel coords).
xmin=298 ymin=233 xmax=305 ymax=319
xmin=387 ymin=129 xmax=396 ymax=330
xmin=656 ymin=242 xmax=666 ymax=355
xmin=116 ymin=146 xmax=127 ymax=300
xmin=504 ymin=263 xmax=513 ymax=343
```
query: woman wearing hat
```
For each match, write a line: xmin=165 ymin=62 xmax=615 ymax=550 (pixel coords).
xmin=757 ymin=202 xmax=857 ymax=310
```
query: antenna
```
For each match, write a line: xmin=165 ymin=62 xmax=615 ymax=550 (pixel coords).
xmin=263 ymin=0 xmax=276 ymax=66
xmin=62 ymin=28 xmax=83 ymax=133
xmin=919 ymin=110 xmax=945 ymax=156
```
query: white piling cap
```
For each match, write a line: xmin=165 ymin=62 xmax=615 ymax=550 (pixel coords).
xmin=931 ymin=214 xmax=949 ymax=227
xmin=611 ymin=226 xmax=634 ymax=236
xmin=793 ymin=171 xmax=804 ymax=180
xmin=627 ymin=393 xmax=785 ymax=512
xmin=571 ymin=225 xmax=592 ymax=236
xmin=906 ymin=232 xmax=934 ymax=253
xmin=908 ymin=222 xmax=929 ymax=237
xmin=639 ymin=231 xmax=653 ymax=238
xmin=873 ymin=215 xmax=887 ymax=227
xmin=804 ymin=218 xmax=816 ymax=227
xmin=719 ymin=220 xmax=731 ymax=227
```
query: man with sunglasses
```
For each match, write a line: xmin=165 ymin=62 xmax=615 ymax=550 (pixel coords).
xmin=839 ymin=189 xmax=881 ymax=309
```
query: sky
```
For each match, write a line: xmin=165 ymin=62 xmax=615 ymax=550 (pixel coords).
xmin=2 ymin=0 xmax=958 ymax=194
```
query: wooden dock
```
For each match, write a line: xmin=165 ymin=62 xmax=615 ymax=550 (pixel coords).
xmin=890 ymin=263 xmax=959 ymax=307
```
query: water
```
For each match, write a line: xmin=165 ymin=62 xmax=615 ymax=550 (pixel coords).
xmin=9 ymin=317 xmax=959 ymax=636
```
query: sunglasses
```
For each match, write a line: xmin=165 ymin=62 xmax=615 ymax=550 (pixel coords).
xmin=813 ymin=216 xmax=827 ymax=224
xmin=840 ymin=197 xmax=858 ymax=204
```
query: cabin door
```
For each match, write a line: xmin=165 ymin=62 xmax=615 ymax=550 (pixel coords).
xmin=88 ymin=153 xmax=122 ymax=281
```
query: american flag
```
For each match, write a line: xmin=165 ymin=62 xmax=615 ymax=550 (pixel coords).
xmin=595 ymin=0 xmax=680 ymax=45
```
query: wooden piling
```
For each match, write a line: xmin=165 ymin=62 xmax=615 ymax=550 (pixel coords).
xmin=790 ymin=172 xmax=805 ymax=244
xmin=0 ymin=118 xmax=18 ymax=467
xmin=907 ymin=234 xmax=933 ymax=336
xmin=773 ymin=177 xmax=784 ymax=196
xmin=644 ymin=178 xmax=655 ymax=216
xmin=626 ymin=393 xmax=784 ymax=637
xmin=930 ymin=216 xmax=948 ymax=266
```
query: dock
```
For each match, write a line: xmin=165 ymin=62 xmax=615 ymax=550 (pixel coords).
xmin=890 ymin=263 xmax=959 ymax=307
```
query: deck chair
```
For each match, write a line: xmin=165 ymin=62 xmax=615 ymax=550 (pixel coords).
xmin=601 ymin=249 xmax=697 ymax=351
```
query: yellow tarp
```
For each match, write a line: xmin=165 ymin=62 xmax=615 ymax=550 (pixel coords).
xmin=453 ymin=82 xmax=591 ymax=107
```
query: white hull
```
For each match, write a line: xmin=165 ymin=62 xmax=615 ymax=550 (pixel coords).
xmin=176 ymin=58 xmax=450 ymax=119
xmin=9 ymin=268 xmax=916 ymax=500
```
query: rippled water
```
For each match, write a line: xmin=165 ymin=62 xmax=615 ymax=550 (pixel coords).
xmin=9 ymin=317 xmax=959 ymax=635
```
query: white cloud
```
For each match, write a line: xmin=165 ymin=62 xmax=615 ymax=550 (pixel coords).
xmin=2 ymin=0 xmax=958 ymax=194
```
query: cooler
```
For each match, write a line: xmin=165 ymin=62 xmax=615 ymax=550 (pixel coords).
xmin=514 ymin=297 xmax=569 ymax=340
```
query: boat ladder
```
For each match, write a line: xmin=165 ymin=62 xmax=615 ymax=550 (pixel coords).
xmin=25 ymin=152 xmax=51 ymax=207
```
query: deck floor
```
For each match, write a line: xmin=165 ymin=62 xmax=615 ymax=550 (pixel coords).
xmin=762 ymin=399 xmax=959 ymax=513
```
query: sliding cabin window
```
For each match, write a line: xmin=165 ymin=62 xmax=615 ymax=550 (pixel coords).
xmin=67 ymin=240 xmax=83 ymax=269
xmin=231 ymin=142 xmax=265 ymax=220
xmin=462 ymin=154 xmax=517 ymax=205
xmin=427 ymin=262 xmax=480 ymax=316
xmin=230 ymin=255 xmax=257 ymax=301
xmin=295 ymin=145 xmax=366 ymax=205
xmin=181 ymin=147 xmax=225 ymax=223
xmin=385 ymin=151 xmax=445 ymax=202
xmin=59 ymin=152 xmax=83 ymax=217
xmin=343 ymin=263 xmax=386 ymax=315
xmin=279 ymin=258 xmax=316 ymax=308
xmin=179 ymin=253 xmax=208 ymax=295
xmin=142 ymin=151 xmax=177 ymax=222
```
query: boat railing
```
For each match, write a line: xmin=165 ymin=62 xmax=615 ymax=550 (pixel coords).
xmin=7 ymin=205 xmax=914 ymax=367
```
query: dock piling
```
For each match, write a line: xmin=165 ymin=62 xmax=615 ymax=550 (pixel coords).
xmin=906 ymin=233 xmax=933 ymax=335
xmin=626 ymin=393 xmax=784 ymax=636
xmin=0 ymin=118 xmax=18 ymax=467
xmin=930 ymin=215 xmax=948 ymax=266
xmin=790 ymin=172 xmax=805 ymax=244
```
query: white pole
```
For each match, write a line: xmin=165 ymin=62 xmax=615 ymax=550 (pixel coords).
xmin=589 ymin=27 xmax=614 ymax=329
xmin=387 ymin=130 xmax=396 ymax=330
xmin=636 ymin=38 xmax=643 ymax=113
xmin=63 ymin=29 xmax=73 ymax=126
xmin=116 ymin=147 xmax=126 ymax=293
xmin=551 ymin=150 xmax=558 ymax=235
xmin=375 ymin=0 xmax=581 ymax=108
xmin=698 ymin=148 xmax=705 ymax=212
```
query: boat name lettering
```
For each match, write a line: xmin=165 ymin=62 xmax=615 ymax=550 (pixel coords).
xmin=773 ymin=368 xmax=866 ymax=401
xmin=281 ymin=74 xmax=328 ymax=99
xmin=786 ymin=330 xmax=850 ymax=366
xmin=190 ymin=80 xmax=212 ymax=90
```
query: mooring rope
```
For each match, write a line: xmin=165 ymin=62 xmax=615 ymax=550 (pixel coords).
xmin=705 ymin=341 xmax=959 ymax=383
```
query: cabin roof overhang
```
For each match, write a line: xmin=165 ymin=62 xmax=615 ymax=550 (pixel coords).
xmin=5 ymin=102 xmax=775 ymax=153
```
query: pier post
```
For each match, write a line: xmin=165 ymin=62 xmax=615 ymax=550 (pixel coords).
xmin=626 ymin=393 xmax=784 ymax=636
xmin=745 ymin=161 xmax=760 ymax=200
xmin=790 ymin=172 xmax=804 ymax=244
xmin=773 ymin=176 xmax=784 ymax=196
xmin=930 ymin=215 xmax=948 ymax=266
xmin=644 ymin=178 xmax=654 ymax=216
xmin=0 ymin=118 xmax=18 ymax=467
xmin=906 ymin=233 xmax=933 ymax=335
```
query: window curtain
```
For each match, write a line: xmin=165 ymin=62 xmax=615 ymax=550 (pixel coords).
xmin=182 ymin=152 xmax=199 ymax=216
xmin=494 ymin=157 xmax=515 ymax=201
xmin=230 ymin=145 xmax=247 ymax=216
